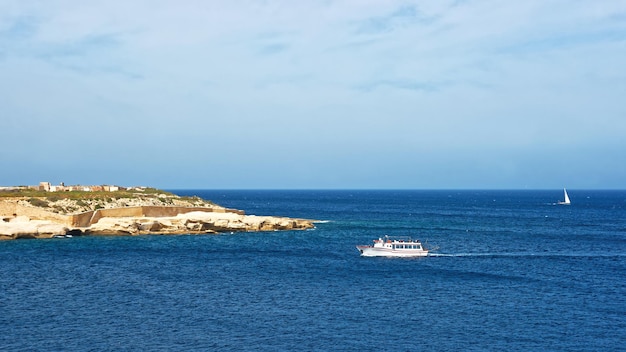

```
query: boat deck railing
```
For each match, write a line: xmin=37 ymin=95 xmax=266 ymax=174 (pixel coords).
xmin=383 ymin=235 xmax=422 ymax=243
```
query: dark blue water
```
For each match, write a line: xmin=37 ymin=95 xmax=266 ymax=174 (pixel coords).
xmin=1 ymin=190 xmax=625 ymax=351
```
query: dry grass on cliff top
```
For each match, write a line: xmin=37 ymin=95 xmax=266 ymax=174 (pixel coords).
xmin=0 ymin=188 xmax=217 ymax=214
xmin=0 ymin=187 xmax=172 ymax=199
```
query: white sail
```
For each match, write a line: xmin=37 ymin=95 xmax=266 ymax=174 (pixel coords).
xmin=558 ymin=188 xmax=571 ymax=205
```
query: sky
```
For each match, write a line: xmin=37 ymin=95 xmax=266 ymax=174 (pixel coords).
xmin=1 ymin=0 xmax=625 ymax=189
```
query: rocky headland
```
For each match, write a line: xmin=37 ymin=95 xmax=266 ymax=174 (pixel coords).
xmin=0 ymin=188 xmax=315 ymax=240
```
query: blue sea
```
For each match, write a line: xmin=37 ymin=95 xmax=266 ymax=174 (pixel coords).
xmin=1 ymin=190 xmax=625 ymax=351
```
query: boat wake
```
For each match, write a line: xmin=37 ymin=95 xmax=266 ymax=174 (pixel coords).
xmin=429 ymin=252 xmax=626 ymax=258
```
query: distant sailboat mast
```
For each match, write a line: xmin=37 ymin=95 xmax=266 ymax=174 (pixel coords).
xmin=559 ymin=188 xmax=571 ymax=205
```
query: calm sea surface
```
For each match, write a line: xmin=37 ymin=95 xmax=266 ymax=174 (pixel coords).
xmin=1 ymin=190 xmax=625 ymax=351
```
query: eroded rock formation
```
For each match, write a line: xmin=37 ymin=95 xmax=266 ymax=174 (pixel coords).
xmin=0 ymin=199 xmax=316 ymax=240
xmin=0 ymin=211 xmax=315 ymax=239
xmin=85 ymin=211 xmax=315 ymax=236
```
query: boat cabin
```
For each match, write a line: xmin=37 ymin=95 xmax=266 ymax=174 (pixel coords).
xmin=373 ymin=236 xmax=425 ymax=250
xmin=392 ymin=242 xmax=424 ymax=250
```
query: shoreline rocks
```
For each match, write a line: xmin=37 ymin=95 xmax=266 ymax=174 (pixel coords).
xmin=0 ymin=216 xmax=70 ymax=239
xmin=0 ymin=207 xmax=316 ymax=240
xmin=84 ymin=211 xmax=316 ymax=236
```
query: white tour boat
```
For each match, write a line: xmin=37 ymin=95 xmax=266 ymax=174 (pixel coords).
xmin=356 ymin=236 xmax=429 ymax=257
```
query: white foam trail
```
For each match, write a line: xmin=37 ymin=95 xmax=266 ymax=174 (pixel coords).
xmin=428 ymin=253 xmax=500 ymax=257
xmin=429 ymin=252 xmax=626 ymax=258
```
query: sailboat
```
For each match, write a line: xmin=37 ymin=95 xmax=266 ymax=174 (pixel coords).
xmin=558 ymin=188 xmax=571 ymax=205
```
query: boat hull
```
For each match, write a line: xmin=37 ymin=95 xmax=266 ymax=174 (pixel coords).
xmin=357 ymin=246 xmax=428 ymax=258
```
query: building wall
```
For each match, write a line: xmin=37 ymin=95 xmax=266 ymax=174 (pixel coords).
xmin=71 ymin=211 xmax=96 ymax=227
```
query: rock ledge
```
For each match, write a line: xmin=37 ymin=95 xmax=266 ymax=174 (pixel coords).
xmin=1 ymin=202 xmax=316 ymax=240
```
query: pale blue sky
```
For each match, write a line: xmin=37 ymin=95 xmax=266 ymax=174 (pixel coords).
xmin=1 ymin=1 xmax=625 ymax=189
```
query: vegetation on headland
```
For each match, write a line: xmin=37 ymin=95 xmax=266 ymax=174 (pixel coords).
xmin=0 ymin=188 xmax=217 ymax=215
xmin=0 ymin=187 xmax=172 ymax=199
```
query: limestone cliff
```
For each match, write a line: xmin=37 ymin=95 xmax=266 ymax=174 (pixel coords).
xmin=86 ymin=212 xmax=315 ymax=236
xmin=0 ymin=190 xmax=315 ymax=240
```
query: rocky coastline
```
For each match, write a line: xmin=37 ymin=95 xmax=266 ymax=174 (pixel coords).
xmin=0 ymin=191 xmax=315 ymax=240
